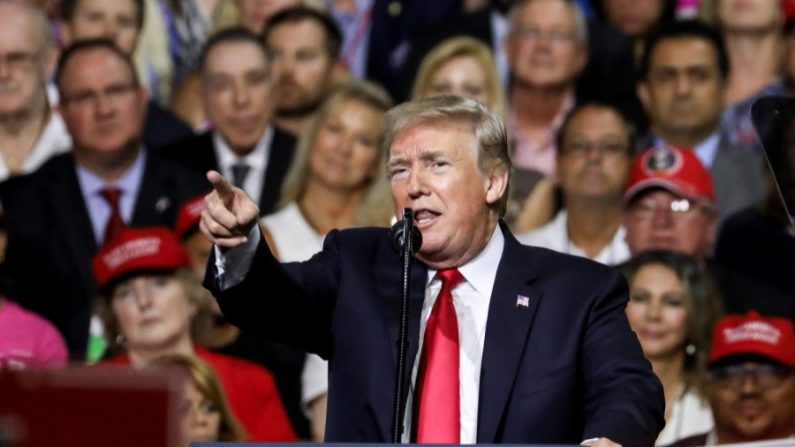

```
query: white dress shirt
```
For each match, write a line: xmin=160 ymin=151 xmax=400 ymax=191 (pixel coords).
xmin=0 ymin=112 xmax=71 ymax=182
xmin=216 ymin=224 xmax=503 ymax=443
xmin=517 ymin=211 xmax=630 ymax=266
xmin=403 ymin=225 xmax=503 ymax=443
xmin=213 ymin=127 xmax=273 ymax=205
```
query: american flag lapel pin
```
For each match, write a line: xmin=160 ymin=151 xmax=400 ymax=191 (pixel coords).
xmin=516 ymin=294 xmax=530 ymax=308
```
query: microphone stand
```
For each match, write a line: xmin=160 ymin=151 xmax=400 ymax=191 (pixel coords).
xmin=392 ymin=208 xmax=417 ymax=443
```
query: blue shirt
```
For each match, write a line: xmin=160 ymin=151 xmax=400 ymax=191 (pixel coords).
xmin=75 ymin=149 xmax=147 ymax=245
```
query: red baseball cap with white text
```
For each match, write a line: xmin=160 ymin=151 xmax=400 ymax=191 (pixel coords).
xmin=174 ymin=194 xmax=206 ymax=239
xmin=92 ymin=227 xmax=191 ymax=290
xmin=709 ymin=310 xmax=795 ymax=367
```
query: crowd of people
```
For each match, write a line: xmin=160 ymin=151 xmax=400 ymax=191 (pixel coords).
xmin=0 ymin=0 xmax=793 ymax=445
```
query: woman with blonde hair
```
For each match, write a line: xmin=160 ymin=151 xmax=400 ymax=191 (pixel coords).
xmin=259 ymin=80 xmax=392 ymax=441
xmin=410 ymin=36 xmax=506 ymax=118
xmin=148 ymin=353 xmax=246 ymax=444
xmin=261 ymin=79 xmax=394 ymax=259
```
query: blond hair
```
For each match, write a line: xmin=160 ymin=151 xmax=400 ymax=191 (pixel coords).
xmin=277 ymin=80 xmax=394 ymax=227
xmin=148 ymin=353 xmax=246 ymax=441
xmin=383 ymin=95 xmax=512 ymax=215
xmin=410 ymin=36 xmax=506 ymax=118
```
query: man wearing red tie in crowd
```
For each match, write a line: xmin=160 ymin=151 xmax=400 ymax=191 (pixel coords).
xmin=201 ymin=96 xmax=664 ymax=446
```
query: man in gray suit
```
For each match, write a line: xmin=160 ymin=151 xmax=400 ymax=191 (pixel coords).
xmin=637 ymin=20 xmax=766 ymax=224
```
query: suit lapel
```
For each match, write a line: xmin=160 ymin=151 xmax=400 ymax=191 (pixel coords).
xmin=131 ymin=152 xmax=175 ymax=224
xmin=48 ymin=156 xmax=98 ymax=295
xmin=374 ymin=235 xmax=427 ymax=436
xmin=477 ymin=225 xmax=541 ymax=442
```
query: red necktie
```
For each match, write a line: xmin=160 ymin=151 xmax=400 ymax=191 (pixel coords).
xmin=100 ymin=187 xmax=125 ymax=244
xmin=415 ymin=268 xmax=464 ymax=443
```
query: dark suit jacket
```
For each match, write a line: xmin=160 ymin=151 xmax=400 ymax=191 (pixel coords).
xmin=206 ymin=223 xmax=665 ymax=446
xmin=0 ymin=151 xmax=207 ymax=358
xmin=143 ymin=100 xmax=195 ymax=152
xmin=711 ymin=136 xmax=767 ymax=225
xmin=161 ymin=128 xmax=296 ymax=216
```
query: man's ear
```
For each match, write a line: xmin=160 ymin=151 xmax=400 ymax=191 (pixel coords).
xmin=485 ymin=166 xmax=509 ymax=206
xmin=638 ymin=82 xmax=651 ymax=113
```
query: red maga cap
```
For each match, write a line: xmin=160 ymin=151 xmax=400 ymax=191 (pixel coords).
xmin=709 ymin=310 xmax=795 ymax=367
xmin=624 ymin=145 xmax=715 ymax=204
xmin=175 ymin=194 xmax=206 ymax=239
xmin=92 ymin=227 xmax=191 ymax=290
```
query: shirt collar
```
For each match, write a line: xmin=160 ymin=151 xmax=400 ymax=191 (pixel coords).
xmin=654 ymin=131 xmax=720 ymax=169
xmin=426 ymin=224 xmax=504 ymax=300
xmin=213 ymin=126 xmax=273 ymax=170
xmin=75 ymin=148 xmax=146 ymax=196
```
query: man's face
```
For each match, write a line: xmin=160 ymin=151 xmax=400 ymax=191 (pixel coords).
xmin=623 ymin=189 xmax=716 ymax=260
xmin=387 ymin=122 xmax=508 ymax=269
xmin=61 ymin=0 xmax=140 ymax=54
xmin=267 ymin=19 xmax=334 ymax=117
xmin=0 ymin=3 xmax=51 ymax=117
xmin=58 ymin=48 xmax=148 ymax=161
xmin=557 ymin=106 xmax=631 ymax=201
xmin=202 ymin=41 xmax=274 ymax=157
xmin=639 ymin=37 xmax=725 ymax=142
xmin=504 ymin=0 xmax=586 ymax=89
xmin=603 ymin=0 xmax=665 ymax=38
xmin=710 ymin=361 xmax=795 ymax=442
xmin=718 ymin=0 xmax=781 ymax=33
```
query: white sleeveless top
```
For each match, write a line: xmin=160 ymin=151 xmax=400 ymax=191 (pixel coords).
xmin=260 ymin=202 xmax=329 ymax=409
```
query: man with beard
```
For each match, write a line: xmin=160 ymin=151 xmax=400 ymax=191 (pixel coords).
xmin=637 ymin=20 xmax=766 ymax=225
xmin=263 ymin=6 xmax=342 ymax=137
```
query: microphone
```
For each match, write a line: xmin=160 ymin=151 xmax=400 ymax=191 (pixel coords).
xmin=390 ymin=207 xmax=422 ymax=442
xmin=390 ymin=208 xmax=422 ymax=254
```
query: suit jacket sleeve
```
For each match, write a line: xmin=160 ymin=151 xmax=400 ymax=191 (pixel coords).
xmin=580 ymin=269 xmax=665 ymax=446
xmin=204 ymin=230 xmax=343 ymax=357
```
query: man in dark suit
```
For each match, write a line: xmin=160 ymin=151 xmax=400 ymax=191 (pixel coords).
xmin=59 ymin=0 xmax=195 ymax=151
xmin=162 ymin=29 xmax=295 ymax=217
xmin=637 ymin=20 xmax=767 ymax=225
xmin=1 ymin=39 xmax=206 ymax=359
xmin=202 ymin=96 xmax=664 ymax=445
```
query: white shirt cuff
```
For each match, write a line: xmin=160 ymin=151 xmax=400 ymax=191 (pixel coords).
xmin=213 ymin=225 xmax=261 ymax=290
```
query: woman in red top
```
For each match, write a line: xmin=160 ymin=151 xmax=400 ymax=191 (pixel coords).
xmin=94 ymin=226 xmax=296 ymax=442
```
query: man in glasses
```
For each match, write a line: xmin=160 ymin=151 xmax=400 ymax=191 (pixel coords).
xmin=0 ymin=39 xmax=205 ymax=359
xmin=667 ymin=311 xmax=795 ymax=446
xmin=0 ymin=0 xmax=71 ymax=182
xmin=518 ymin=102 xmax=633 ymax=266
xmin=623 ymin=144 xmax=717 ymax=262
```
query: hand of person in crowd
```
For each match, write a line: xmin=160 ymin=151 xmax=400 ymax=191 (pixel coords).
xmin=200 ymin=170 xmax=260 ymax=248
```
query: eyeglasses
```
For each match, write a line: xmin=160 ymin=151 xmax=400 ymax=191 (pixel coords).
xmin=512 ymin=26 xmax=578 ymax=45
xmin=629 ymin=197 xmax=712 ymax=219
xmin=0 ymin=49 xmax=43 ymax=72
xmin=710 ymin=363 xmax=793 ymax=391
xmin=560 ymin=140 xmax=629 ymax=158
xmin=61 ymin=83 xmax=138 ymax=109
